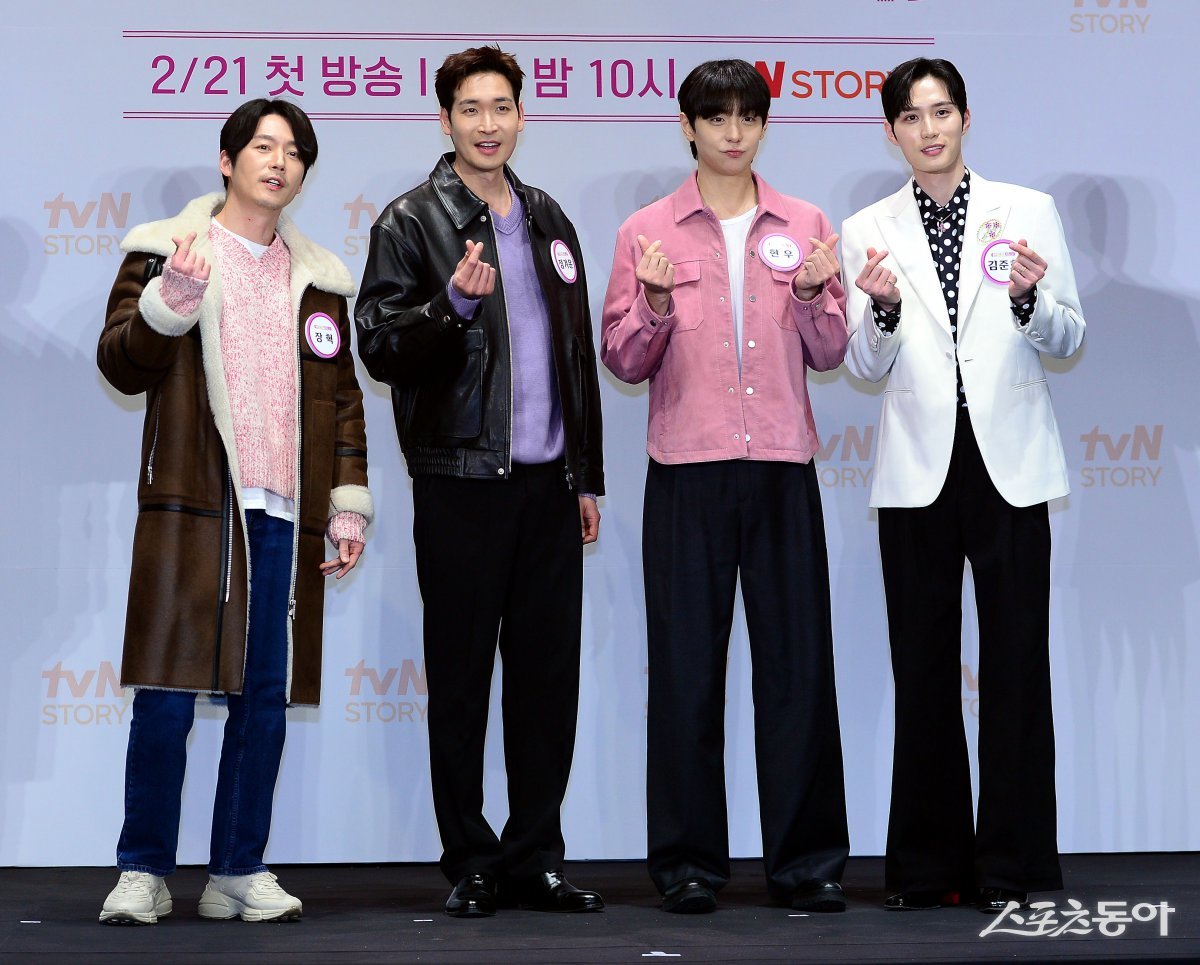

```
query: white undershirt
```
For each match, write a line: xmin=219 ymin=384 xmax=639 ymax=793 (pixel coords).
xmin=218 ymin=223 xmax=272 ymax=259
xmin=720 ymin=206 xmax=757 ymax=377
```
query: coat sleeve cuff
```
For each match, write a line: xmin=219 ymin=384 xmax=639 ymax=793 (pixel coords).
xmin=329 ymin=483 xmax=374 ymax=527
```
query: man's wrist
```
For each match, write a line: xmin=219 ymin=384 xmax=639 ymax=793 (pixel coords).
xmin=793 ymin=280 xmax=822 ymax=302
xmin=644 ymin=290 xmax=671 ymax=318
xmin=446 ymin=280 xmax=481 ymax=322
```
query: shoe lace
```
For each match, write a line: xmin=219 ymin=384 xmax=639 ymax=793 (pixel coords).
xmin=113 ymin=872 xmax=154 ymax=899
xmin=247 ymin=871 xmax=289 ymax=898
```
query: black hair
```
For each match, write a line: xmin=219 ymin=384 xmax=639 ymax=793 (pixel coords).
xmin=880 ymin=58 xmax=968 ymax=128
xmin=678 ymin=59 xmax=771 ymax=159
xmin=219 ymin=99 xmax=318 ymax=189
xmin=435 ymin=45 xmax=524 ymax=112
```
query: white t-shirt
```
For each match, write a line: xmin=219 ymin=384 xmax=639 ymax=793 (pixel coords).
xmin=720 ymin=206 xmax=758 ymax=377
xmin=219 ymin=225 xmax=272 ymax=260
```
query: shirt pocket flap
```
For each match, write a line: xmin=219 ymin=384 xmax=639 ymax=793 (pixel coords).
xmin=674 ymin=260 xmax=702 ymax=285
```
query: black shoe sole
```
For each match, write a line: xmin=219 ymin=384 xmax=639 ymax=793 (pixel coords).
xmin=522 ymin=900 xmax=605 ymax=913
xmin=793 ymin=898 xmax=846 ymax=913
xmin=445 ymin=903 xmax=496 ymax=918
xmin=663 ymin=894 xmax=717 ymax=914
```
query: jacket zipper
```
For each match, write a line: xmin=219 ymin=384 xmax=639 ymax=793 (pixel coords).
xmin=288 ymin=333 xmax=302 ymax=623
xmin=145 ymin=395 xmax=162 ymax=485
xmin=212 ymin=462 xmax=233 ymax=691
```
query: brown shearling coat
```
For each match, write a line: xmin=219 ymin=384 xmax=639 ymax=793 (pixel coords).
xmin=98 ymin=194 xmax=372 ymax=705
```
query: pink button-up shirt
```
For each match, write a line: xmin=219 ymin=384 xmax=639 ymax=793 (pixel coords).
xmin=601 ymin=173 xmax=848 ymax=465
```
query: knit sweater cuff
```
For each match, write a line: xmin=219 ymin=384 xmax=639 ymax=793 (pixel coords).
xmin=160 ymin=263 xmax=208 ymax=317
xmin=327 ymin=511 xmax=366 ymax=547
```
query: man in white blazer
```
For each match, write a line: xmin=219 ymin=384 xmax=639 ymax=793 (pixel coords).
xmin=840 ymin=58 xmax=1085 ymax=914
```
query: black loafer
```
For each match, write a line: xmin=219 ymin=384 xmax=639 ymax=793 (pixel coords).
xmin=513 ymin=870 xmax=604 ymax=912
xmin=884 ymin=889 xmax=955 ymax=911
xmin=791 ymin=880 xmax=846 ymax=913
xmin=978 ymin=887 xmax=1028 ymax=914
xmin=662 ymin=877 xmax=717 ymax=914
xmin=445 ymin=873 xmax=498 ymax=918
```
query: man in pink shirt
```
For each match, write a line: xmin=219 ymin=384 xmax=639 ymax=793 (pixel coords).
xmin=601 ymin=59 xmax=850 ymax=914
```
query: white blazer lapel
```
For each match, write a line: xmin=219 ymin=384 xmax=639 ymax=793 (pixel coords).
xmin=958 ymin=173 xmax=1011 ymax=325
xmin=874 ymin=185 xmax=952 ymax=336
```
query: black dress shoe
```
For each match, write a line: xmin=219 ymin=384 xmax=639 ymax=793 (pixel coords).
xmin=445 ymin=873 xmax=498 ymax=918
xmin=977 ymin=887 xmax=1028 ymax=914
xmin=662 ymin=877 xmax=717 ymax=914
xmin=790 ymin=881 xmax=846 ymax=913
xmin=513 ymin=870 xmax=604 ymax=912
xmin=884 ymin=889 xmax=957 ymax=910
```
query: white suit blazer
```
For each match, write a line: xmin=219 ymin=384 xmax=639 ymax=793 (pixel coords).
xmin=841 ymin=171 xmax=1085 ymax=508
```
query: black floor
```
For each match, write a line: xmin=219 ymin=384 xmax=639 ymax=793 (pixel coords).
xmin=2 ymin=855 xmax=1197 ymax=962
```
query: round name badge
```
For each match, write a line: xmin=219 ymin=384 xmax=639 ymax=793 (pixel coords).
xmin=758 ymin=234 xmax=803 ymax=271
xmin=550 ymin=239 xmax=578 ymax=284
xmin=304 ymin=312 xmax=341 ymax=358
xmin=981 ymin=239 xmax=1019 ymax=286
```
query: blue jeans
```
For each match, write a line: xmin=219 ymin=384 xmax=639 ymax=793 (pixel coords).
xmin=116 ymin=509 xmax=293 ymax=876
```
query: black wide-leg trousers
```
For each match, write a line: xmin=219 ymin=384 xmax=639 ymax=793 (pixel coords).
xmin=414 ymin=463 xmax=583 ymax=884
xmin=644 ymin=458 xmax=850 ymax=899
xmin=878 ymin=412 xmax=1063 ymax=894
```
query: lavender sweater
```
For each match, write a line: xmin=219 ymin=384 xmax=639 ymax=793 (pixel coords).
xmin=448 ymin=189 xmax=564 ymax=464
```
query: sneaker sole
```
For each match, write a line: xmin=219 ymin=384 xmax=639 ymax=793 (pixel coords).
xmin=199 ymin=899 xmax=303 ymax=923
xmin=240 ymin=905 xmax=303 ymax=923
xmin=99 ymin=905 xmax=171 ymax=925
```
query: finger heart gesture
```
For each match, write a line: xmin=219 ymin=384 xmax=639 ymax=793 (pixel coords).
xmin=793 ymin=232 xmax=840 ymax=298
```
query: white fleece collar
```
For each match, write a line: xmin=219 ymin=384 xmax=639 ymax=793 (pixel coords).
xmin=120 ymin=192 xmax=355 ymax=297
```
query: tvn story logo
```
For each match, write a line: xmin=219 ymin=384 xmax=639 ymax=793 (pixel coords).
xmin=42 ymin=661 xmax=131 ymax=725
xmin=754 ymin=61 xmax=888 ymax=103
xmin=961 ymin=662 xmax=979 ymax=720
xmin=343 ymin=195 xmax=378 ymax=258
xmin=1080 ymin=424 xmax=1162 ymax=488
xmin=815 ymin=425 xmax=876 ymax=488
xmin=1070 ymin=0 xmax=1150 ymax=34
xmin=43 ymin=192 xmax=131 ymax=256
xmin=344 ymin=658 xmax=427 ymax=724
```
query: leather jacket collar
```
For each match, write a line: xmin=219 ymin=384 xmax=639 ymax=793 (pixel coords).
xmin=429 ymin=153 xmax=537 ymax=232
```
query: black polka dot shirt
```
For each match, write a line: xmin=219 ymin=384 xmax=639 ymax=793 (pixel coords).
xmin=918 ymin=170 xmax=970 ymax=406
xmin=872 ymin=169 xmax=1037 ymax=409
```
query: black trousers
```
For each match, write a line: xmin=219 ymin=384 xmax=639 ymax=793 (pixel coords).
xmin=413 ymin=463 xmax=582 ymax=883
xmin=878 ymin=412 xmax=1063 ymax=894
xmin=643 ymin=458 xmax=850 ymax=899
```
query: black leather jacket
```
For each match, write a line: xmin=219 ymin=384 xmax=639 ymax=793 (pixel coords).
xmin=356 ymin=154 xmax=604 ymax=495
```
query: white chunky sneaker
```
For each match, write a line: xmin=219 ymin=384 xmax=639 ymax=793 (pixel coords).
xmin=198 ymin=871 xmax=303 ymax=922
xmin=99 ymin=871 xmax=173 ymax=925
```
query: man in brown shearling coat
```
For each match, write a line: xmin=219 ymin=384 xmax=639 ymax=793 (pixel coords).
xmin=96 ymin=99 xmax=371 ymax=925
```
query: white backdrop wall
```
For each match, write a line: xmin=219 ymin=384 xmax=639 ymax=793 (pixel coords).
xmin=2 ymin=0 xmax=1196 ymax=867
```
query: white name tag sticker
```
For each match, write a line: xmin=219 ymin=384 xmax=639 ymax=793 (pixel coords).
xmin=304 ymin=312 xmax=341 ymax=358
xmin=758 ymin=233 xmax=804 ymax=271
xmin=981 ymin=239 xmax=1018 ymax=286
xmin=550 ymin=239 xmax=578 ymax=284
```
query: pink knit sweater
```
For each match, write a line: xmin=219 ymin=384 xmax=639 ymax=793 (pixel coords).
xmin=158 ymin=221 xmax=365 ymax=545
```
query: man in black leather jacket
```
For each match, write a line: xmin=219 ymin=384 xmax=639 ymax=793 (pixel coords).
xmin=356 ymin=46 xmax=606 ymax=919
